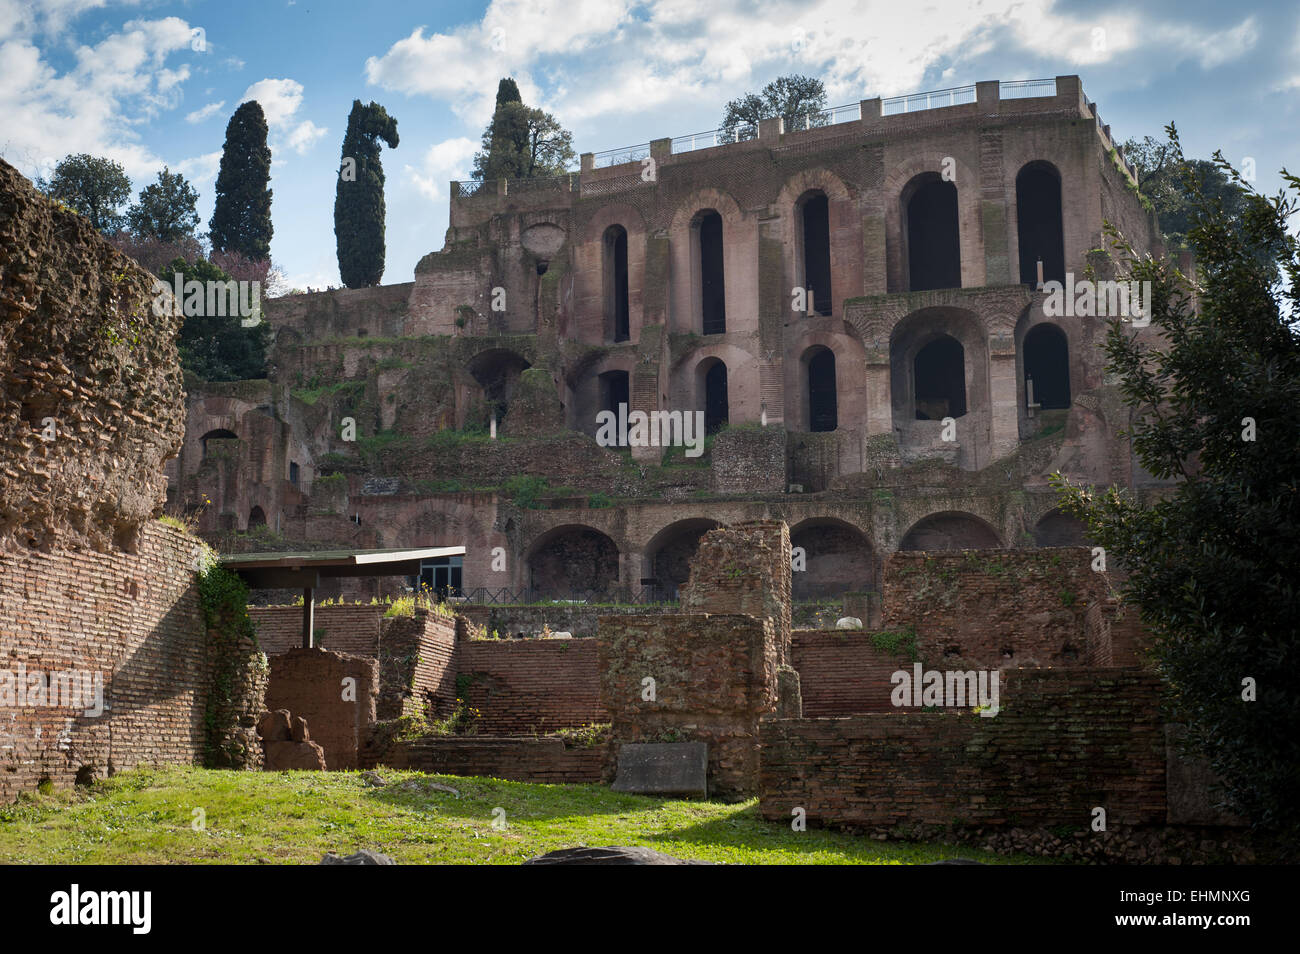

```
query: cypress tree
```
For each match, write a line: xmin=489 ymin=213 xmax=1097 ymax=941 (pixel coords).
xmin=210 ymin=101 xmax=273 ymax=261
xmin=333 ymin=100 xmax=399 ymax=289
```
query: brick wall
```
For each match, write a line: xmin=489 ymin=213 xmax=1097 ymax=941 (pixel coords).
xmin=759 ymin=668 xmax=1167 ymax=828
xmin=681 ymin=520 xmax=792 ymax=665
xmin=791 ymin=630 xmax=913 ymax=715
xmin=0 ymin=521 xmax=210 ymax=801
xmin=711 ymin=426 xmax=786 ymax=493
xmin=377 ymin=611 xmax=458 ymax=721
xmin=249 ymin=604 xmax=384 ymax=656
xmin=600 ymin=614 xmax=777 ymax=800
xmin=366 ymin=736 xmax=607 ymax=784
xmin=882 ymin=548 xmax=1105 ymax=667
xmin=1085 ymin=597 xmax=1149 ymax=667
xmin=458 ymin=638 xmax=604 ymax=734
xmin=265 ymin=648 xmax=378 ymax=770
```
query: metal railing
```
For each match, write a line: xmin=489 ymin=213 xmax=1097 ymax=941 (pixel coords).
xmin=671 ymin=123 xmax=757 ymax=154
xmin=882 ymin=84 xmax=977 ymax=116
xmin=785 ymin=101 xmax=862 ymax=132
xmin=449 ymin=586 xmax=678 ymax=606
xmin=999 ymin=78 xmax=1058 ymax=100
xmin=592 ymin=143 xmax=651 ymax=168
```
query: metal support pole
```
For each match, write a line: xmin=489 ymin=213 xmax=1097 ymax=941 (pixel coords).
xmin=302 ymin=587 xmax=315 ymax=649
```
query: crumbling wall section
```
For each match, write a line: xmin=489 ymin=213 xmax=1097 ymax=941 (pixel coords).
xmin=0 ymin=158 xmax=185 ymax=551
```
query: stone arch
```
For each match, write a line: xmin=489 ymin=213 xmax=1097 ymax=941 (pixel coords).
xmin=672 ymin=341 xmax=751 ymax=426
xmin=200 ymin=428 xmax=238 ymax=457
xmin=567 ymin=351 xmax=637 ymax=435
xmin=525 ymin=524 xmax=620 ymax=599
xmin=899 ymin=511 xmax=1003 ymax=551
xmin=697 ymin=356 xmax=729 ymax=434
xmin=902 ymin=172 xmax=961 ymax=291
xmin=1023 ymin=322 xmax=1071 ymax=410
xmin=788 ymin=517 xmax=876 ymax=599
xmin=248 ymin=506 xmax=266 ymax=528
xmin=642 ymin=517 xmax=723 ymax=600
xmin=1033 ymin=509 xmax=1088 ymax=547
xmin=669 ymin=188 xmax=744 ymax=335
xmin=603 ymin=224 xmax=630 ymax=343
xmin=884 ymin=154 xmax=980 ymax=292
xmin=778 ymin=168 xmax=853 ymax=319
xmin=1015 ymin=160 xmax=1065 ymax=286
xmin=466 ymin=348 xmax=531 ymax=428
xmin=890 ymin=307 xmax=988 ymax=423
xmin=802 ymin=345 xmax=837 ymax=432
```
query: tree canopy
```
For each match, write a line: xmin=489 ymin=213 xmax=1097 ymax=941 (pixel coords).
xmin=210 ymin=101 xmax=273 ymax=261
xmin=720 ymin=74 xmax=828 ymax=140
xmin=1121 ymin=130 xmax=1250 ymax=249
xmin=471 ymin=78 xmax=575 ymax=181
xmin=42 ymin=153 xmax=132 ymax=233
xmin=334 ymin=100 xmax=399 ymax=289
xmin=168 ymin=256 xmax=271 ymax=382
xmin=127 ymin=167 xmax=200 ymax=243
xmin=1053 ymin=126 xmax=1300 ymax=837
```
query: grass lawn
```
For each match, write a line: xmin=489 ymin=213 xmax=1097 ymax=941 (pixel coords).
xmin=0 ymin=765 xmax=1042 ymax=864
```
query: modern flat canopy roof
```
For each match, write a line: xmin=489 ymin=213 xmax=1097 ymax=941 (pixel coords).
xmin=221 ymin=546 xmax=465 ymax=589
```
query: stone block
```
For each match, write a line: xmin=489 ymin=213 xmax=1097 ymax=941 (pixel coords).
xmin=611 ymin=742 xmax=708 ymax=797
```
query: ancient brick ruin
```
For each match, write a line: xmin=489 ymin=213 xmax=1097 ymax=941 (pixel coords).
xmin=170 ymin=76 xmax=1172 ymax=610
xmin=0 ymin=158 xmax=265 ymax=800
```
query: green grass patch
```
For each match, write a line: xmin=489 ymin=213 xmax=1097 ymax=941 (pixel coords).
xmin=0 ymin=766 xmax=1042 ymax=865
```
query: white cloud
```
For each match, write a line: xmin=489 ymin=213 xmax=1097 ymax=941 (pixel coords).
xmin=404 ymin=135 xmax=478 ymax=201
xmin=241 ymin=77 xmax=303 ymax=125
xmin=185 ymin=100 xmax=225 ymax=123
xmin=240 ymin=77 xmax=326 ymax=155
xmin=0 ymin=15 xmax=197 ymax=181
xmin=286 ymin=118 xmax=327 ymax=153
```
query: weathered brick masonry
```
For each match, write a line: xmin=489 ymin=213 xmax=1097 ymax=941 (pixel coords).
xmin=265 ymin=648 xmax=377 ymax=770
xmin=458 ymin=637 xmax=604 ymax=735
xmin=882 ymin=548 xmax=1108 ymax=667
xmin=366 ymin=736 xmax=606 ymax=784
xmin=377 ymin=611 xmax=457 ymax=720
xmin=759 ymin=669 xmax=1167 ymax=828
xmin=0 ymin=522 xmax=212 ymax=800
xmin=0 ymin=159 xmax=243 ymax=801
xmin=791 ymin=630 xmax=913 ymax=715
xmin=249 ymin=604 xmax=385 ymax=656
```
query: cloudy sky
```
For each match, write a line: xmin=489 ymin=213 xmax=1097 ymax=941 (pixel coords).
xmin=1 ymin=0 xmax=1296 ymax=290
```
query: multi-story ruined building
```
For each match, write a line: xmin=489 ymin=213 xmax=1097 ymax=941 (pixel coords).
xmin=171 ymin=75 xmax=1171 ymax=604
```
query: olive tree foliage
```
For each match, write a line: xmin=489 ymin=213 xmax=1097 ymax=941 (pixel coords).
xmin=1053 ymin=125 xmax=1300 ymax=838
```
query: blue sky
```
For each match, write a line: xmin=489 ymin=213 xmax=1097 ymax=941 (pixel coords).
xmin=2 ymin=0 xmax=1297 ymax=290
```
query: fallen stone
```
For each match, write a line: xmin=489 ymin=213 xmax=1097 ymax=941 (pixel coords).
xmin=256 ymin=709 xmax=292 ymax=742
xmin=836 ymin=617 xmax=863 ymax=630
xmin=359 ymin=771 xmax=386 ymax=787
xmin=292 ymin=716 xmax=310 ymax=743
xmin=523 ymin=846 xmax=714 ymax=865
xmin=264 ymin=739 xmax=326 ymax=771
xmin=319 ymin=849 xmax=396 ymax=865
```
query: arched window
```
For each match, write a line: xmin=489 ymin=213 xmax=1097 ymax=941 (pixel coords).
xmin=248 ymin=506 xmax=266 ymax=528
xmin=807 ymin=347 xmax=837 ymax=432
xmin=904 ymin=173 xmax=961 ymax=291
xmin=1016 ymin=162 xmax=1065 ymax=286
xmin=701 ymin=359 xmax=729 ymax=434
xmin=799 ymin=192 xmax=832 ymax=316
xmin=604 ymin=225 xmax=629 ymax=342
xmin=200 ymin=428 xmax=238 ymax=458
xmin=913 ymin=335 xmax=966 ymax=419
xmin=695 ymin=211 xmax=726 ymax=334
xmin=1024 ymin=324 xmax=1070 ymax=409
